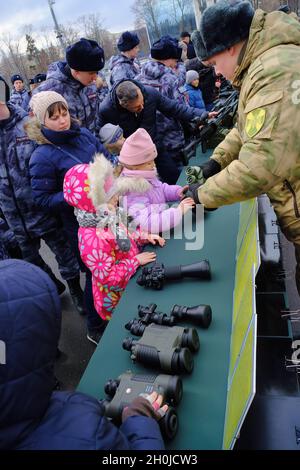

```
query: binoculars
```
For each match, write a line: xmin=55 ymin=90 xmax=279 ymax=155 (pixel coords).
xmin=136 ymin=303 xmax=212 ymax=329
xmin=137 ymin=260 xmax=211 ymax=290
xmin=185 ymin=166 xmax=206 ymax=185
xmin=102 ymin=371 xmax=182 ymax=440
xmin=123 ymin=323 xmax=200 ymax=374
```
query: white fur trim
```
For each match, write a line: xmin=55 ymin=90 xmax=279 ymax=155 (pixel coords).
xmin=116 ymin=176 xmax=151 ymax=194
xmin=88 ymin=153 xmax=114 ymax=208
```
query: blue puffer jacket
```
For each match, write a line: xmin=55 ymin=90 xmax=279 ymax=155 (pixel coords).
xmin=184 ymin=84 xmax=206 ymax=111
xmin=109 ymin=54 xmax=141 ymax=86
xmin=9 ymin=89 xmax=31 ymax=111
xmin=34 ymin=61 xmax=98 ymax=132
xmin=97 ymin=79 xmax=208 ymax=146
xmin=27 ymin=120 xmax=110 ymax=215
xmin=0 ymin=104 xmax=59 ymax=244
xmin=0 ymin=260 xmax=164 ymax=450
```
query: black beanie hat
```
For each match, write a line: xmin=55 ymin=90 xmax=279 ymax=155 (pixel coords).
xmin=200 ymin=0 xmax=254 ymax=59
xmin=117 ymin=31 xmax=140 ymax=52
xmin=66 ymin=38 xmax=105 ymax=71
xmin=34 ymin=73 xmax=47 ymax=84
xmin=11 ymin=74 xmax=23 ymax=84
xmin=151 ymin=35 xmax=182 ymax=61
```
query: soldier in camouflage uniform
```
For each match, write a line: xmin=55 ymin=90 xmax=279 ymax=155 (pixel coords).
xmin=34 ymin=38 xmax=105 ymax=133
xmin=189 ymin=1 xmax=300 ymax=295
xmin=0 ymin=100 xmax=81 ymax=300
xmin=109 ymin=31 xmax=141 ymax=86
xmin=10 ymin=74 xmax=30 ymax=112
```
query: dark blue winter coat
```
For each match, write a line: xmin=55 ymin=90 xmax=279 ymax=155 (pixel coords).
xmin=28 ymin=120 xmax=110 ymax=213
xmin=0 ymin=104 xmax=58 ymax=245
xmin=97 ymin=79 xmax=208 ymax=146
xmin=0 ymin=259 xmax=164 ymax=450
xmin=9 ymin=89 xmax=31 ymax=111
xmin=184 ymin=84 xmax=206 ymax=111
xmin=34 ymin=61 xmax=98 ymax=132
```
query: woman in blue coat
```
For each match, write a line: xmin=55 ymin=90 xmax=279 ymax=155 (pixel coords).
xmin=27 ymin=91 xmax=112 ymax=344
xmin=0 ymin=259 xmax=165 ymax=450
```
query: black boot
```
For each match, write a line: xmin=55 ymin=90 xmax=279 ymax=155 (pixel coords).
xmin=67 ymin=276 xmax=85 ymax=315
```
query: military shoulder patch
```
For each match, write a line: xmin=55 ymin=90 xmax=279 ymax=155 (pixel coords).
xmin=245 ymin=108 xmax=266 ymax=138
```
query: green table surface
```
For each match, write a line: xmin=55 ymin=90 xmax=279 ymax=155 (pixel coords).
xmin=78 ymin=149 xmax=240 ymax=449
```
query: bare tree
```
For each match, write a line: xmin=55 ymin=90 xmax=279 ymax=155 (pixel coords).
xmin=132 ymin=0 xmax=161 ymax=40
xmin=170 ymin=0 xmax=190 ymax=30
xmin=0 ymin=33 xmax=30 ymax=82
xmin=59 ymin=23 xmax=80 ymax=47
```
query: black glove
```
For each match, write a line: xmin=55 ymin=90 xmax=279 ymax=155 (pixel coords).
xmin=186 ymin=183 xmax=201 ymax=204
xmin=200 ymin=159 xmax=221 ymax=179
xmin=186 ymin=183 xmax=217 ymax=211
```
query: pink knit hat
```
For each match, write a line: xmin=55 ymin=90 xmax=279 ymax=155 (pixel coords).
xmin=119 ymin=128 xmax=157 ymax=165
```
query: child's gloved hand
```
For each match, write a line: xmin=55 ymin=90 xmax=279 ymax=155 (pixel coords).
xmin=179 ymin=198 xmax=195 ymax=214
xmin=122 ymin=391 xmax=168 ymax=423
xmin=135 ymin=252 xmax=157 ymax=266
xmin=179 ymin=185 xmax=189 ymax=199
xmin=146 ymin=234 xmax=166 ymax=247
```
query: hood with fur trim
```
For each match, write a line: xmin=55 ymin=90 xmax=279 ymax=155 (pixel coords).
xmin=25 ymin=118 xmax=50 ymax=145
xmin=63 ymin=155 xmax=149 ymax=213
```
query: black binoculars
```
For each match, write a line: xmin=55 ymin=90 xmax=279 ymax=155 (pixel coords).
xmin=123 ymin=323 xmax=200 ymax=374
xmin=102 ymin=371 xmax=182 ymax=440
xmin=137 ymin=260 xmax=211 ymax=290
xmin=136 ymin=303 xmax=212 ymax=329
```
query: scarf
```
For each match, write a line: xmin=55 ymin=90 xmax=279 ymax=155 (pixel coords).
xmin=74 ymin=205 xmax=134 ymax=252
xmin=121 ymin=168 xmax=158 ymax=180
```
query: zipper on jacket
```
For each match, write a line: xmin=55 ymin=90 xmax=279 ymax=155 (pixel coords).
xmin=284 ymin=179 xmax=300 ymax=218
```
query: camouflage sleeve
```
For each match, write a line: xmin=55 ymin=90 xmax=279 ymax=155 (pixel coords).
xmin=198 ymin=138 xmax=282 ymax=208
xmin=210 ymin=126 xmax=242 ymax=169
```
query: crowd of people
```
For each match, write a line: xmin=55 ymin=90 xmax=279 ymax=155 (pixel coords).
xmin=1 ymin=0 xmax=300 ymax=451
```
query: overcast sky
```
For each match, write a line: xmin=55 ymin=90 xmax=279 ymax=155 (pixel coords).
xmin=0 ymin=0 xmax=136 ymax=36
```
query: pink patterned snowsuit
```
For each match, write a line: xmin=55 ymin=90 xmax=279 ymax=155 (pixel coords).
xmin=64 ymin=163 xmax=144 ymax=320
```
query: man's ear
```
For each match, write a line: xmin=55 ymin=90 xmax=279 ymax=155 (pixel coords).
xmin=227 ymin=46 xmax=236 ymax=57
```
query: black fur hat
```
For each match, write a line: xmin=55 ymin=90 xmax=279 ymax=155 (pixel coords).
xmin=117 ymin=31 xmax=140 ymax=52
xmin=151 ymin=35 xmax=182 ymax=60
xmin=11 ymin=74 xmax=23 ymax=84
xmin=200 ymin=0 xmax=254 ymax=59
xmin=66 ymin=38 xmax=105 ymax=71
xmin=191 ymin=31 xmax=209 ymax=61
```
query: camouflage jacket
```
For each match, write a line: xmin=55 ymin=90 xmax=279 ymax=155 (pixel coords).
xmin=9 ymin=89 xmax=31 ymax=111
xmin=109 ymin=54 xmax=141 ymax=86
xmin=0 ymin=104 xmax=58 ymax=244
xmin=198 ymin=10 xmax=300 ymax=243
xmin=136 ymin=60 xmax=186 ymax=152
xmin=34 ymin=62 xmax=98 ymax=133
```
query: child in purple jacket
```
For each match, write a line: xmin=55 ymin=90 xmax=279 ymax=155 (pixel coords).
xmin=118 ymin=128 xmax=195 ymax=234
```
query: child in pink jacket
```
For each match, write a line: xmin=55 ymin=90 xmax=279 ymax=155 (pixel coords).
xmin=63 ymin=154 xmax=165 ymax=321
xmin=118 ymin=128 xmax=195 ymax=234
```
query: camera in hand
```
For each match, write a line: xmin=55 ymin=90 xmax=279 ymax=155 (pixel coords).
xmin=136 ymin=260 xmax=211 ymax=290
xmin=102 ymin=371 xmax=182 ymax=440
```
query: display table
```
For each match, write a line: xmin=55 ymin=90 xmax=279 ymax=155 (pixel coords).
xmin=78 ymin=149 xmax=259 ymax=449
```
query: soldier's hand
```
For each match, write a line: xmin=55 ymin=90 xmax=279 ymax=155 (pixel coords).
xmin=200 ymin=159 xmax=221 ymax=179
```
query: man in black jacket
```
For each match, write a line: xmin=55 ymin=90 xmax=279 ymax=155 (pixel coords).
xmin=97 ymin=79 xmax=208 ymax=183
